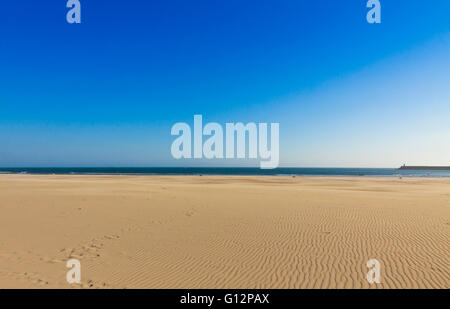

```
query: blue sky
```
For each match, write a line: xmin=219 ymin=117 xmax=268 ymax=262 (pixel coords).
xmin=1 ymin=0 xmax=449 ymax=167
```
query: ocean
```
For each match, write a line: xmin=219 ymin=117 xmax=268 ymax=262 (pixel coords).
xmin=1 ymin=167 xmax=450 ymax=177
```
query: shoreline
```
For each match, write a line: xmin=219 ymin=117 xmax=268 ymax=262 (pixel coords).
xmin=1 ymin=167 xmax=450 ymax=178
xmin=0 ymin=173 xmax=449 ymax=180
xmin=1 ymin=171 xmax=450 ymax=178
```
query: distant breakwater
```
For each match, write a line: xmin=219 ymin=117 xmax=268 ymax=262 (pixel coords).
xmin=399 ymin=166 xmax=450 ymax=171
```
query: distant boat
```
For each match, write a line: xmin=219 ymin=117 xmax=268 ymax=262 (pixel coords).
xmin=399 ymin=165 xmax=450 ymax=170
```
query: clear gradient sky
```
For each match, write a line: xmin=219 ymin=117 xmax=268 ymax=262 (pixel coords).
xmin=1 ymin=0 xmax=449 ymax=167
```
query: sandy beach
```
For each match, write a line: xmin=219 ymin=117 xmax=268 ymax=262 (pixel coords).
xmin=0 ymin=174 xmax=448 ymax=289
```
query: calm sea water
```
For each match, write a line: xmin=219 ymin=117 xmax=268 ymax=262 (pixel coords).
xmin=0 ymin=167 xmax=449 ymax=177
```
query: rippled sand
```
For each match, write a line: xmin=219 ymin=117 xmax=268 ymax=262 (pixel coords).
xmin=0 ymin=174 xmax=448 ymax=288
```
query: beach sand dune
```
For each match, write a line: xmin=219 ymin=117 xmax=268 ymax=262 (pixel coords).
xmin=0 ymin=175 xmax=448 ymax=289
